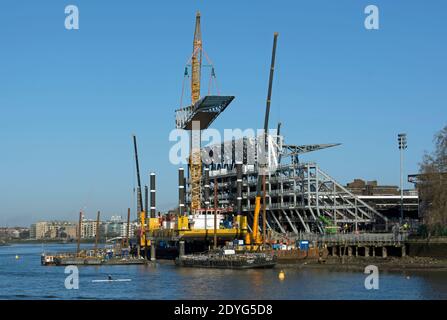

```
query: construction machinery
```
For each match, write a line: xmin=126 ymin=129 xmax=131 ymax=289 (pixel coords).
xmin=144 ymin=13 xmax=245 ymax=252
xmin=175 ymin=12 xmax=234 ymax=213
xmin=144 ymin=16 xmax=285 ymax=256
xmin=132 ymin=135 xmax=154 ymax=250
xmin=132 ymin=134 xmax=145 ymax=249
xmin=189 ymin=12 xmax=203 ymax=212
xmin=245 ymin=32 xmax=279 ymax=247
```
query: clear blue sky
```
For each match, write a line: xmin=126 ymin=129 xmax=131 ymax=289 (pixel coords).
xmin=0 ymin=1 xmax=446 ymax=226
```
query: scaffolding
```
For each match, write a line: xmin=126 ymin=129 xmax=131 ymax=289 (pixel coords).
xmin=185 ymin=135 xmax=389 ymax=235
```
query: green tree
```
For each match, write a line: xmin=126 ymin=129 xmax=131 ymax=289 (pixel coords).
xmin=419 ymin=125 xmax=447 ymax=236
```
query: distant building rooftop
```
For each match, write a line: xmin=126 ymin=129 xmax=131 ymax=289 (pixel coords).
xmin=346 ymin=179 xmax=400 ymax=196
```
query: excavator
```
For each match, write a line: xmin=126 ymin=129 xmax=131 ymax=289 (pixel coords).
xmin=244 ymin=32 xmax=279 ymax=248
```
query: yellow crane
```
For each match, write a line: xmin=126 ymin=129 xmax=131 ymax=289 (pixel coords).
xmin=189 ymin=12 xmax=203 ymax=212
xmin=245 ymin=32 xmax=279 ymax=247
xmin=191 ymin=12 xmax=202 ymax=105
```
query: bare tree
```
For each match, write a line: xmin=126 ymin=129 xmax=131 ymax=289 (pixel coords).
xmin=419 ymin=125 xmax=447 ymax=236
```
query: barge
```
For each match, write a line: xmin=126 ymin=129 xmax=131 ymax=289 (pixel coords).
xmin=41 ymin=253 xmax=147 ymax=266
xmin=175 ymin=250 xmax=277 ymax=269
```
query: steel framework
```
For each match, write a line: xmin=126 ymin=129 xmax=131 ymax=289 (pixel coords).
xmin=186 ymin=136 xmax=389 ymax=235
xmin=242 ymin=162 xmax=388 ymax=234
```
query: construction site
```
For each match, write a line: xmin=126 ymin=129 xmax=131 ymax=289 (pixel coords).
xmin=129 ymin=12 xmax=418 ymax=263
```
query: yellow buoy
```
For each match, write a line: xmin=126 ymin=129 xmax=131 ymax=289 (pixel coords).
xmin=15 ymin=255 xmax=19 ymax=260
xmin=278 ymin=270 xmax=285 ymax=281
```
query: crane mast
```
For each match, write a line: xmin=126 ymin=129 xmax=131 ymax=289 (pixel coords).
xmin=190 ymin=12 xmax=203 ymax=212
xmin=133 ymin=135 xmax=146 ymax=249
xmin=247 ymin=32 xmax=279 ymax=246
xmin=176 ymin=13 xmax=234 ymax=213
xmin=191 ymin=12 xmax=202 ymax=105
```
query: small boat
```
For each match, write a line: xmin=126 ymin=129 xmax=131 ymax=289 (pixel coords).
xmin=92 ymin=279 xmax=132 ymax=283
xmin=101 ymin=257 xmax=147 ymax=265
xmin=41 ymin=253 xmax=57 ymax=266
xmin=41 ymin=252 xmax=148 ymax=266
xmin=175 ymin=249 xmax=277 ymax=269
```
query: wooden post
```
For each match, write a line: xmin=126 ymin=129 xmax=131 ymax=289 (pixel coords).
xmin=151 ymin=241 xmax=156 ymax=261
xmin=214 ymin=177 xmax=217 ymax=250
xmin=144 ymin=185 xmax=148 ymax=259
xmin=126 ymin=208 xmax=131 ymax=247
xmin=94 ymin=211 xmax=100 ymax=256
xmin=77 ymin=211 xmax=82 ymax=257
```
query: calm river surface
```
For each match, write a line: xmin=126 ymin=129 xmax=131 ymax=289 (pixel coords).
xmin=1 ymin=244 xmax=446 ymax=300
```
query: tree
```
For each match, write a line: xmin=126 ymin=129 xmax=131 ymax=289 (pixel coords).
xmin=419 ymin=125 xmax=447 ymax=236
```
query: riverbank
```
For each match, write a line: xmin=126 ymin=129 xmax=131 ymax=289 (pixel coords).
xmin=278 ymin=256 xmax=447 ymax=272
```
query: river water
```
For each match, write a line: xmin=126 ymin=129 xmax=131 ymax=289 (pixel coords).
xmin=1 ymin=244 xmax=446 ymax=300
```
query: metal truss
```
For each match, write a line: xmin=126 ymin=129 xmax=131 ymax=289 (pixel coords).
xmin=242 ymin=162 xmax=389 ymax=234
xmin=184 ymin=135 xmax=389 ymax=234
xmin=175 ymin=95 xmax=234 ymax=130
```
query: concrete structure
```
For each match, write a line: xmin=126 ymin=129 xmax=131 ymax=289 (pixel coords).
xmin=59 ymin=224 xmax=77 ymax=239
xmin=29 ymin=217 xmax=138 ymax=240
xmin=104 ymin=215 xmax=137 ymax=238
xmin=81 ymin=219 xmax=97 ymax=239
xmin=346 ymin=179 xmax=400 ymax=196
xmin=29 ymin=224 xmax=36 ymax=239
xmin=30 ymin=221 xmax=77 ymax=240
xmin=304 ymin=233 xmax=407 ymax=258
xmin=346 ymin=178 xmax=419 ymax=221
xmin=0 ymin=227 xmax=29 ymax=240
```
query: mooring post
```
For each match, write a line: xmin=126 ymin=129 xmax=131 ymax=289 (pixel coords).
xmin=179 ymin=241 xmax=185 ymax=258
xmin=151 ymin=241 xmax=156 ymax=261
xmin=382 ymin=246 xmax=387 ymax=258
xmin=402 ymin=245 xmax=406 ymax=257
xmin=178 ymin=168 xmax=185 ymax=216
xmin=150 ymin=172 xmax=156 ymax=218
xmin=364 ymin=246 xmax=370 ymax=257
xmin=332 ymin=246 xmax=338 ymax=257
xmin=77 ymin=211 xmax=82 ymax=257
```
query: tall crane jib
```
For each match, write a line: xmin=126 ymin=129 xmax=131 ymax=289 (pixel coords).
xmin=191 ymin=12 xmax=202 ymax=105
xmin=246 ymin=32 xmax=279 ymax=246
xmin=132 ymin=135 xmax=147 ymax=248
xmin=175 ymin=12 xmax=235 ymax=215
xmin=190 ymin=12 xmax=203 ymax=212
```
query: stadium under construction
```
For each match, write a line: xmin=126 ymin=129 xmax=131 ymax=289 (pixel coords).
xmin=132 ymin=12 xmax=418 ymax=260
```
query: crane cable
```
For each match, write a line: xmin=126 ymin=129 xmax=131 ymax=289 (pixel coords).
xmin=179 ymin=47 xmax=220 ymax=109
xmin=203 ymin=50 xmax=220 ymax=96
xmin=179 ymin=67 xmax=189 ymax=110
